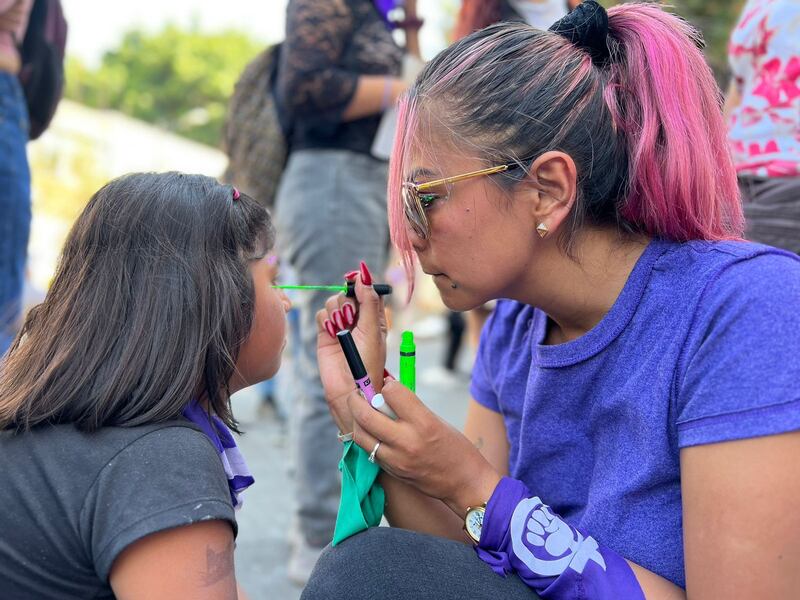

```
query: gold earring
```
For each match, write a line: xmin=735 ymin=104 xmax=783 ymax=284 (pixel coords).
xmin=536 ymin=222 xmax=549 ymax=238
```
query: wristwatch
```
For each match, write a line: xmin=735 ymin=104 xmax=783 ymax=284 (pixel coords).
xmin=464 ymin=503 xmax=486 ymax=544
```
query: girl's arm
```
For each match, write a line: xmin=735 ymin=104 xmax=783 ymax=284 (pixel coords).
xmin=381 ymin=399 xmax=510 ymax=540
xmin=109 ymin=520 xmax=240 ymax=600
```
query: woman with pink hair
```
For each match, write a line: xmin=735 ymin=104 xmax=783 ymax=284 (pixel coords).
xmin=308 ymin=2 xmax=800 ymax=599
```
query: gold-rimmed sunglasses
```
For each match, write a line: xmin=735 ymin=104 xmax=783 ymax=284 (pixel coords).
xmin=401 ymin=163 xmax=522 ymax=240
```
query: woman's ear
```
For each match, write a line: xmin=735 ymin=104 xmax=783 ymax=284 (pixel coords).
xmin=525 ymin=151 xmax=577 ymax=237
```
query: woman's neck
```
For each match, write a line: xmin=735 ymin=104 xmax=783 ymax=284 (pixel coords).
xmin=515 ymin=228 xmax=650 ymax=344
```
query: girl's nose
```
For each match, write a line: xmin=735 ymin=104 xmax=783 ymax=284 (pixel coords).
xmin=280 ymin=291 xmax=292 ymax=312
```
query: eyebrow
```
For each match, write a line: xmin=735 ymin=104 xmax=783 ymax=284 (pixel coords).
xmin=407 ymin=167 xmax=438 ymax=182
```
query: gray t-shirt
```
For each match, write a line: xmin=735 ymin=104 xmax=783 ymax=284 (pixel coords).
xmin=0 ymin=421 xmax=237 ymax=599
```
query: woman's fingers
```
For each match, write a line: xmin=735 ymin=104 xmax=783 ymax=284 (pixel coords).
xmin=348 ymin=389 xmax=401 ymax=446
xmin=316 ymin=307 xmax=336 ymax=340
xmin=335 ymin=294 xmax=357 ymax=329
xmin=322 ymin=294 xmax=347 ymax=335
xmin=353 ymin=262 xmax=385 ymax=333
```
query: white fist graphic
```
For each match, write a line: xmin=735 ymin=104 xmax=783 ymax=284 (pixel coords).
xmin=510 ymin=497 xmax=606 ymax=577
xmin=525 ymin=505 xmax=574 ymax=558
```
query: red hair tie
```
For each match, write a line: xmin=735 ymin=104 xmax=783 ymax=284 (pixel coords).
xmin=232 ymin=187 xmax=240 ymax=201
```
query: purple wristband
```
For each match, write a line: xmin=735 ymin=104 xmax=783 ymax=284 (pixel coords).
xmin=475 ymin=477 xmax=645 ymax=600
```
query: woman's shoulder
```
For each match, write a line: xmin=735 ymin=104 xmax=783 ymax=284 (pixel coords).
xmin=656 ymin=239 xmax=800 ymax=288
xmin=674 ymin=240 xmax=800 ymax=286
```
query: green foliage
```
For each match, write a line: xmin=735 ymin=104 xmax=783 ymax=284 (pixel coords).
xmin=600 ymin=0 xmax=746 ymax=85
xmin=672 ymin=0 xmax=746 ymax=84
xmin=65 ymin=26 xmax=263 ymax=147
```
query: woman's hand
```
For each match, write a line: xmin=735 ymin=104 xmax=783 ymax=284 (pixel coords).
xmin=347 ymin=379 xmax=502 ymax=517
xmin=316 ymin=261 xmax=388 ymax=434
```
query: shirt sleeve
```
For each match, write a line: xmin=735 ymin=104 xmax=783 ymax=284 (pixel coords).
xmin=81 ymin=425 xmax=236 ymax=582
xmin=276 ymin=0 xmax=360 ymax=124
xmin=676 ymin=251 xmax=800 ymax=448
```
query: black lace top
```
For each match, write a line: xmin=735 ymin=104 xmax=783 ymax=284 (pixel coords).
xmin=277 ymin=0 xmax=402 ymax=157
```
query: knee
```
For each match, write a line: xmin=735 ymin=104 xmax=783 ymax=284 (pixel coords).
xmin=300 ymin=543 xmax=352 ymax=600
xmin=301 ymin=529 xmax=389 ymax=600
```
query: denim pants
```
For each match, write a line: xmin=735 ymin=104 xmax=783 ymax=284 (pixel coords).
xmin=275 ymin=149 xmax=390 ymax=547
xmin=0 ymin=72 xmax=31 ymax=355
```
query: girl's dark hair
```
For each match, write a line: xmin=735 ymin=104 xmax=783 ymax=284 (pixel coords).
xmin=0 ymin=172 xmax=274 ymax=432
xmin=389 ymin=4 xmax=744 ymax=292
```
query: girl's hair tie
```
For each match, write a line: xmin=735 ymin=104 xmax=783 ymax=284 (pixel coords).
xmin=232 ymin=187 xmax=240 ymax=201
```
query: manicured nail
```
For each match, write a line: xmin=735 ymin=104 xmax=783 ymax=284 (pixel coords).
xmin=344 ymin=270 xmax=359 ymax=281
xmin=324 ymin=320 xmax=336 ymax=338
xmin=333 ymin=310 xmax=345 ymax=331
xmin=343 ymin=304 xmax=355 ymax=326
xmin=359 ymin=261 xmax=373 ymax=286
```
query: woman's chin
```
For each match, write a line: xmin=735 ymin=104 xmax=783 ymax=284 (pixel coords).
xmin=438 ymin=289 xmax=486 ymax=312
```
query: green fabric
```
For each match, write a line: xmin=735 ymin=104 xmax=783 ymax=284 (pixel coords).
xmin=332 ymin=440 xmax=385 ymax=545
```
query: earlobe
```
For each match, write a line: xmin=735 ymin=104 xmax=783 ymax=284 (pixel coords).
xmin=527 ymin=151 xmax=577 ymax=233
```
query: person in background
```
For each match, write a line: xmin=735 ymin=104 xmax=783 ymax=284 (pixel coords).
xmin=455 ymin=0 xmax=581 ymax=39
xmin=0 ymin=0 xmax=32 ymax=355
xmin=725 ymin=0 xmax=800 ymax=253
xmin=274 ymin=0 xmax=422 ymax=585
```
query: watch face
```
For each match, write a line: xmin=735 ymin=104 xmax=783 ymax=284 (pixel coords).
xmin=465 ymin=508 xmax=484 ymax=542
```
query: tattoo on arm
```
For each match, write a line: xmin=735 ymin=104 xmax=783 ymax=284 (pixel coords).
xmin=474 ymin=436 xmax=484 ymax=450
xmin=202 ymin=540 xmax=235 ymax=587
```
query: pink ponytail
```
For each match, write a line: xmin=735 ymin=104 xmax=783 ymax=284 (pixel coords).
xmin=606 ymin=3 xmax=744 ymax=240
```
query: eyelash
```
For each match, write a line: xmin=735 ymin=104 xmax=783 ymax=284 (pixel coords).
xmin=419 ymin=192 xmax=441 ymax=209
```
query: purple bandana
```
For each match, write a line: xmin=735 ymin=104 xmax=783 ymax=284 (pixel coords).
xmin=476 ymin=477 xmax=645 ymax=599
xmin=182 ymin=399 xmax=254 ymax=510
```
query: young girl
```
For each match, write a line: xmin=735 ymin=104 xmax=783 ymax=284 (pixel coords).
xmin=0 ymin=172 xmax=290 ymax=599
xmin=309 ymin=2 xmax=800 ymax=599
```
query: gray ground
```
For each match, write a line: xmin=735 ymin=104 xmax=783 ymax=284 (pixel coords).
xmin=232 ymin=319 xmax=474 ymax=600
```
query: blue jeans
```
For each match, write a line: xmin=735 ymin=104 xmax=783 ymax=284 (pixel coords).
xmin=0 ymin=72 xmax=31 ymax=355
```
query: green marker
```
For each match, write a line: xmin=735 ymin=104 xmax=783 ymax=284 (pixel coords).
xmin=399 ymin=330 xmax=416 ymax=392
xmin=273 ymin=281 xmax=392 ymax=298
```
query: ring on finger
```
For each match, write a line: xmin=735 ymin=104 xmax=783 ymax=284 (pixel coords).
xmin=368 ymin=441 xmax=381 ymax=463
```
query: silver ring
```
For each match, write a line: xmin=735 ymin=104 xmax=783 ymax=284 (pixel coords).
xmin=337 ymin=431 xmax=354 ymax=443
xmin=368 ymin=441 xmax=381 ymax=463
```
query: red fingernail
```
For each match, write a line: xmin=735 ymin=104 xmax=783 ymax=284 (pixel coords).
xmin=344 ymin=270 xmax=359 ymax=281
xmin=359 ymin=261 xmax=373 ymax=286
xmin=333 ymin=310 xmax=345 ymax=331
xmin=324 ymin=320 xmax=336 ymax=338
xmin=343 ymin=304 xmax=355 ymax=326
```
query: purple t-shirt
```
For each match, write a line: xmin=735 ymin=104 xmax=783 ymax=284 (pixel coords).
xmin=470 ymin=239 xmax=800 ymax=588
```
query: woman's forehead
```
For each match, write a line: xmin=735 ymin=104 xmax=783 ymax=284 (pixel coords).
xmin=404 ymin=146 xmax=484 ymax=180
